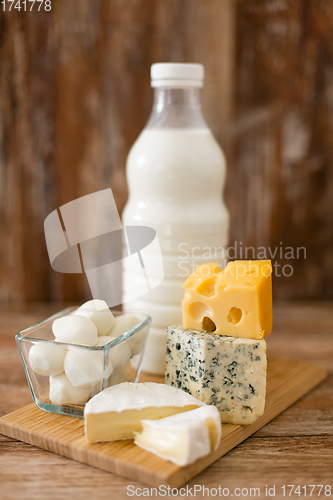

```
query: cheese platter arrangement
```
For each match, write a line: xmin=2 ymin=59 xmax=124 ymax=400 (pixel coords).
xmin=0 ymin=259 xmax=327 ymax=487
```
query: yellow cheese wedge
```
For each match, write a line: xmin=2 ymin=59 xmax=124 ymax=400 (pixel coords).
xmin=182 ymin=260 xmax=272 ymax=339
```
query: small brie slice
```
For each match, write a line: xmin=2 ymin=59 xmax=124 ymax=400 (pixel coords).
xmin=134 ymin=405 xmax=221 ymax=466
xmin=84 ymin=382 xmax=205 ymax=443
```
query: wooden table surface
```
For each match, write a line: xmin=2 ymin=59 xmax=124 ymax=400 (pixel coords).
xmin=0 ymin=302 xmax=332 ymax=500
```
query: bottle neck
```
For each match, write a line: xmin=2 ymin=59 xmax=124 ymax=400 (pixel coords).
xmin=146 ymin=87 xmax=208 ymax=130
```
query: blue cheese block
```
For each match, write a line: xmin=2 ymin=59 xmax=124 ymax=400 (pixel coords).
xmin=165 ymin=325 xmax=267 ymax=425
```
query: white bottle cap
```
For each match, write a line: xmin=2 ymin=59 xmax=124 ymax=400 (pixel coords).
xmin=151 ymin=63 xmax=204 ymax=88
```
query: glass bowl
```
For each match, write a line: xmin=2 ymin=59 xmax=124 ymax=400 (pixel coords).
xmin=16 ymin=307 xmax=151 ymax=418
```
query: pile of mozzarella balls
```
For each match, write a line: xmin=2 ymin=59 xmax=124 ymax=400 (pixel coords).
xmin=28 ymin=300 xmax=145 ymax=406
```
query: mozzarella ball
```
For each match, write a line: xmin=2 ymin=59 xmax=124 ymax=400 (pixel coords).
xmin=29 ymin=343 xmax=67 ymax=377
xmin=90 ymin=380 xmax=103 ymax=397
xmin=49 ymin=373 xmax=91 ymax=405
xmin=96 ymin=335 xmax=130 ymax=373
xmin=72 ymin=299 xmax=115 ymax=336
xmin=52 ymin=315 xmax=98 ymax=346
xmin=64 ymin=348 xmax=112 ymax=389
xmin=108 ymin=337 xmax=131 ymax=373
xmin=128 ymin=324 xmax=149 ymax=356
xmin=108 ymin=369 xmax=129 ymax=387
xmin=108 ymin=314 xmax=140 ymax=338
xmin=95 ymin=336 xmax=113 ymax=347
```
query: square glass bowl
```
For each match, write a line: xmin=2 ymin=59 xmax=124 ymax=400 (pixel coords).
xmin=16 ymin=308 xmax=151 ymax=418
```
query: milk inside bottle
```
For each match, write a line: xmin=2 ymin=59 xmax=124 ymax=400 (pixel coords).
xmin=122 ymin=63 xmax=229 ymax=374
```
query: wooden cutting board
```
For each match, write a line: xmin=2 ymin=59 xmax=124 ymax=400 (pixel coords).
xmin=0 ymin=356 xmax=326 ymax=488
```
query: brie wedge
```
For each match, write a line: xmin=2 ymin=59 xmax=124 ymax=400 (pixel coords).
xmin=134 ymin=405 xmax=221 ymax=466
xmin=84 ymin=382 xmax=205 ymax=443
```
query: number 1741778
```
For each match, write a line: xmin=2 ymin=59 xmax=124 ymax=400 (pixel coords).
xmin=1 ymin=0 xmax=51 ymax=11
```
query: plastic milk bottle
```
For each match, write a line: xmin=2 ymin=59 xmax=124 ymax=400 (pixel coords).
xmin=122 ymin=63 xmax=229 ymax=374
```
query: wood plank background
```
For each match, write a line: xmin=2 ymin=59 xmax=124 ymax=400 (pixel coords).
xmin=0 ymin=0 xmax=332 ymax=305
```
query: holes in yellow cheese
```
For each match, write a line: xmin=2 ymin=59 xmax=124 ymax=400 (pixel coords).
xmin=188 ymin=301 xmax=213 ymax=322
xmin=226 ymin=307 xmax=243 ymax=325
xmin=197 ymin=277 xmax=218 ymax=297
xmin=202 ymin=316 xmax=216 ymax=332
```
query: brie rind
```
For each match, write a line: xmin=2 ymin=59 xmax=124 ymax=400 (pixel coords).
xmin=134 ymin=405 xmax=221 ymax=466
xmin=84 ymin=382 xmax=205 ymax=443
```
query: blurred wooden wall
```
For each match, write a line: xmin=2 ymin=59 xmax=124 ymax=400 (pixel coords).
xmin=232 ymin=0 xmax=333 ymax=300
xmin=0 ymin=0 xmax=332 ymax=305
